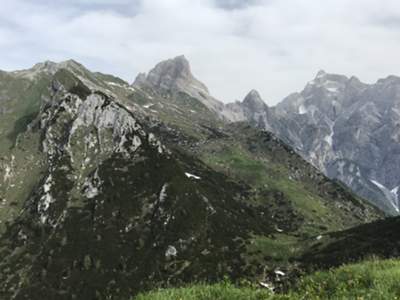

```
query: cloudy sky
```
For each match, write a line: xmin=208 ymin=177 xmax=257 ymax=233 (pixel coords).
xmin=1 ymin=0 xmax=400 ymax=104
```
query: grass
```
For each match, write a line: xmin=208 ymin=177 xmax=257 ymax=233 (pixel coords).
xmin=200 ymin=143 xmax=343 ymax=235
xmin=135 ymin=258 xmax=400 ymax=300
xmin=135 ymin=281 xmax=274 ymax=300
xmin=292 ymin=258 xmax=400 ymax=299
xmin=248 ymin=234 xmax=302 ymax=263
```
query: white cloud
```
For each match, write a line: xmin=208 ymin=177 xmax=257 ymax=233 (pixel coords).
xmin=1 ymin=0 xmax=400 ymax=104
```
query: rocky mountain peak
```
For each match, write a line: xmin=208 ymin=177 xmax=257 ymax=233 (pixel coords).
xmin=133 ymin=55 xmax=209 ymax=95
xmin=133 ymin=55 xmax=226 ymax=113
xmin=150 ymin=55 xmax=192 ymax=83
xmin=316 ymin=69 xmax=327 ymax=79
xmin=32 ymin=60 xmax=58 ymax=71
xmin=242 ymin=89 xmax=267 ymax=110
xmin=377 ymin=75 xmax=400 ymax=86
xmin=313 ymin=70 xmax=349 ymax=84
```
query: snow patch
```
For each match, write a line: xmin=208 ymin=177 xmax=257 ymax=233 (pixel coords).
xmin=371 ymin=180 xmax=399 ymax=212
xmin=326 ymin=87 xmax=339 ymax=93
xmin=259 ymin=281 xmax=274 ymax=292
xmin=298 ymin=104 xmax=307 ymax=115
xmin=106 ymin=81 xmax=132 ymax=90
xmin=143 ymin=103 xmax=155 ymax=109
xmin=185 ymin=172 xmax=201 ymax=180
xmin=159 ymin=183 xmax=168 ymax=203
xmin=324 ymin=132 xmax=333 ymax=146
xmin=392 ymin=186 xmax=399 ymax=195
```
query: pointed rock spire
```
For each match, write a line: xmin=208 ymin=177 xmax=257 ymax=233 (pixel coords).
xmin=242 ymin=89 xmax=267 ymax=110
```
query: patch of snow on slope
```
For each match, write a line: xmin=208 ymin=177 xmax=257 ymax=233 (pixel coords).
xmin=185 ymin=172 xmax=201 ymax=180
xmin=106 ymin=81 xmax=135 ymax=92
xmin=371 ymin=180 xmax=399 ymax=213
xmin=298 ymin=104 xmax=307 ymax=114
xmin=324 ymin=131 xmax=333 ymax=146
xmin=392 ymin=186 xmax=399 ymax=195
xmin=159 ymin=183 xmax=168 ymax=203
xmin=326 ymin=87 xmax=339 ymax=93
xmin=143 ymin=103 xmax=154 ymax=109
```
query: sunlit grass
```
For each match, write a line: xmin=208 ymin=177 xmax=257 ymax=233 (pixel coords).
xmin=135 ymin=258 xmax=400 ymax=300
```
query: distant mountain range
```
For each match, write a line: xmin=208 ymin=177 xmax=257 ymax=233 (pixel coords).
xmin=134 ymin=55 xmax=400 ymax=215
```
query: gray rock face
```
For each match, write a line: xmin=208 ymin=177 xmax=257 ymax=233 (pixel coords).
xmin=240 ymin=71 xmax=400 ymax=215
xmin=228 ymin=89 xmax=273 ymax=130
xmin=133 ymin=55 xmax=224 ymax=113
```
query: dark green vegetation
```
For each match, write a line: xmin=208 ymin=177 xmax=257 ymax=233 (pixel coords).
xmin=136 ymin=258 xmax=400 ymax=300
xmin=302 ymin=216 xmax=400 ymax=268
xmin=0 ymin=60 xmax=393 ymax=300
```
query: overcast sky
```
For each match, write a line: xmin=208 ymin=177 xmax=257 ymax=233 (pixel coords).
xmin=1 ymin=0 xmax=400 ymax=104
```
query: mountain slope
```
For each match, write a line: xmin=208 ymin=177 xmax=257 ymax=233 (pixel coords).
xmin=0 ymin=69 xmax=276 ymax=299
xmin=0 ymin=58 xmax=384 ymax=299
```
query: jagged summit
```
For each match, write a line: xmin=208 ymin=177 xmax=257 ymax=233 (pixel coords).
xmin=133 ymin=55 xmax=209 ymax=95
xmin=316 ymin=69 xmax=327 ymax=78
xmin=242 ymin=89 xmax=266 ymax=108
xmin=133 ymin=55 xmax=224 ymax=112
xmin=311 ymin=69 xmax=350 ymax=84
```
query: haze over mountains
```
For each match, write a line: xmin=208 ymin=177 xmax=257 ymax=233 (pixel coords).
xmin=133 ymin=55 xmax=400 ymax=215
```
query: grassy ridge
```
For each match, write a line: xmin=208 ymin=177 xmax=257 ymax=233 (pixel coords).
xmin=135 ymin=258 xmax=400 ymax=300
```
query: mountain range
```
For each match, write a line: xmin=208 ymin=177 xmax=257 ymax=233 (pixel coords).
xmin=0 ymin=55 xmax=397 ymax=299
xmin=133 ymin=55 xmax=400 ymax=215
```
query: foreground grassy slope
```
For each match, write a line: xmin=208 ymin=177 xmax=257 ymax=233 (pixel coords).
xmin=135 ymin=258 xmax=400 ymax=300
